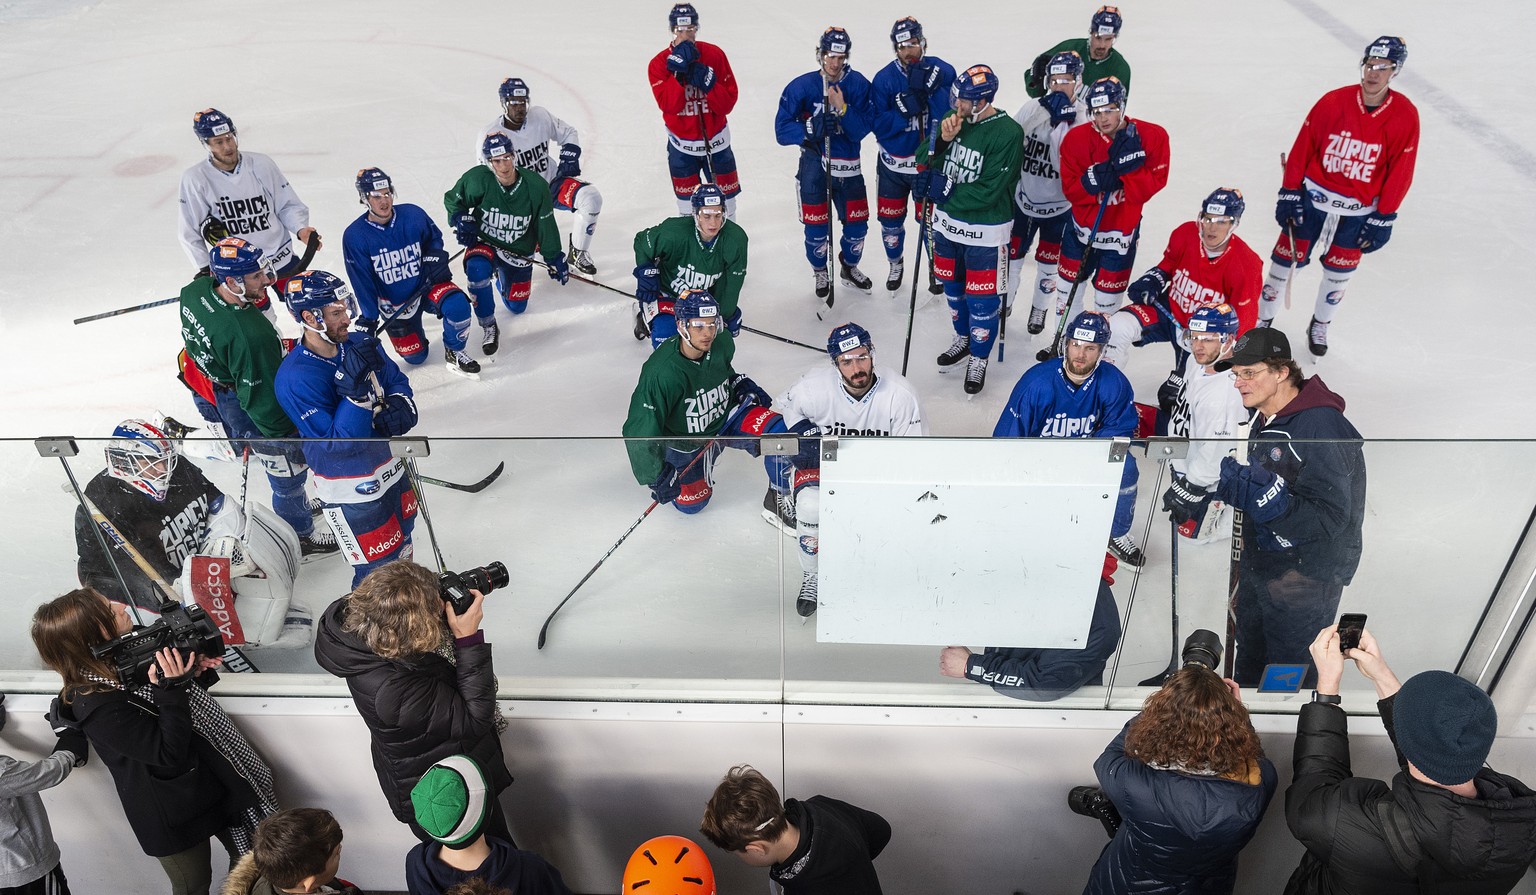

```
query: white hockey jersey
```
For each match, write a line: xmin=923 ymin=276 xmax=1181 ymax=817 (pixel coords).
xmin=177 ymin=151 xmax=311 ymax=271
xmin=1170 ymin=363 xmax=1248 ymax=488
xmin=1011 ymin=97 xmax=1087 ymax=219
xmin=476 ymin=108 xmax=581 ymax=183
xmin=776 ymin=366 xmax=928 ymax=437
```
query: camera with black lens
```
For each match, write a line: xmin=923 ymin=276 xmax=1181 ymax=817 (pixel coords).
xmin=91 ymin=602 xmax=224 ymax=689
xmin=439 ymin=562 xmax=510 ymax=615
xmin=1068 ymin=785 xmax=1123 ymax=839
xmin=1180 ymin=628 xmax=1223 ymax=672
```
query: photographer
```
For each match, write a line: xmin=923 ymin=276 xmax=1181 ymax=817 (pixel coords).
xmin=313 ymin=560 xmax=513 ymax=844
xmin=1283 ymin=625 xmax=1536 ymax=893
xmin=30 ymin=589 xmax=278 ymax=895
xmin=1078 ymin=631 xmax=1276 ymax=895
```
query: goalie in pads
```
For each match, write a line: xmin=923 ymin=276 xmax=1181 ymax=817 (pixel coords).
xmin=73 ymin=419 xmax=310 ymax=649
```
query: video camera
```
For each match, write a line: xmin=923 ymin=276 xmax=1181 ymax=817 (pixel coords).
xmin=1181 ymin=629 xmax=1223 ymax=672
xmin=439 ymin=562 xmax=510 ymax=615
xmin=91 ymin=602 xmax=224 ymax=688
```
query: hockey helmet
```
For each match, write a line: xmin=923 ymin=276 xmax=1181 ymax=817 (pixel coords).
xmin=498 ymin=77 xmax=530 ymax=107
xmin=192 ymin=107 xmax=236 ymax=143
xmin=691 ymin=183 xmax=727 ymax=213
xmin=668 ymin=3 xmax=699 ymax=32
xmin=105 ymin=419 xmax=178 ymax=502
xmin=622 ymin=836 xmax=717 ymax=895
xmin=355 ymin=167 xmax=393 ymax=201
xmin=1362 ymin=35 xmax=1407 ymax=72
xmin=208 ymin=237 xmax=268 ymax=283
xmin=1090 ymin=5 xmax=1123 ymax=36
xmin=818 ymin=27 xmax=852 ymax=61
xmin=482 ymin=132 xmax=514 ymax=161
xmin=1201 ymin=187 xmax=1245 ymax=222
xmin=1046 ymin=51 xmax=1085 ymax=85
xmin=1085 ymin=77 xmax=1126 ymax=113
xmin=826 ymin=322 xmax=873 ymax=360
xmin=673 ymin=288 xmax=720 ymax=325
xmin=1188 ymin=303 xmax=1239 ymax=337
xmin=890 ymin=17 xmax=926 ymax=51
xmin=952 ymin=64 xmax=1000 ymax=106
xmin=1067 ymin=310 xmax=1112 ymax=346
xmin=282 ymin=270 xmax=356 ymax=336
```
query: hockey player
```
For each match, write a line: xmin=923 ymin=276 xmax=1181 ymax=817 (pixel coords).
xmin=649 ymin=3 xmax=742 ymax=216
xmin=1159 ymin=304 xmax=1248 ymax=542
xmin=342 ymin=167 xmax=484 ymax=378
xmin=445 ymin=133 xmax=569 ymax=335
xmin=275 ymin=271 xmax=418 ymax=589
xmin=1057 ymin=77 xmax=1170 ymax=321
xmin=867 ymin=17 xmax=956 ymax=293
xmin=1212 ymin=328 xmax=1365 ymax=686
xmin=633 ymin=183 xmax=748 ymax=348
xmin=994 ymin=311 xmax=1144 ymax=566
xmin=1264 ymin=36 xmax=1419 ymax=357
xmin=1011 ymin=50 xmax=1089 ymax=337
xmin=180 ymin=237 xmax=336 ymax=556
xmin=477 ymin=77 xmax=605 ymax=276
xmin=775 ymin=27 xmax=876 ymax=300
xmin=1024 ymin=6 xmax=1132 ymax=101
xmin=1103 ymin=188 xmax=1261 ymax=375
xmin=178 ymin=108 xmax=319 ymax=286
xmin=917 ymin=64 xmax=1024 ymax=395
xmin=623 ymin=289 xmax=820 ymax=522
xmin=772 ymin=322 xmax=927 ymax=615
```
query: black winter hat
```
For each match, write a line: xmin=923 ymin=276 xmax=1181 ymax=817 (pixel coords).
xmin=1392 ymin=670 xmax=1496 ymax=785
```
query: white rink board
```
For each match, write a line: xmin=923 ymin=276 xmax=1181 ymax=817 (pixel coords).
xmin=819 ymin=438 xmax=1121 ymax=646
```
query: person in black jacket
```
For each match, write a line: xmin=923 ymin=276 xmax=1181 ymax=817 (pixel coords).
xmin=1080 ymin=659 xmax=1276 ymax=894
xmin=312 ymin=560 xmax=513 ymax=845
xmin=31 ymin=588 xmax=277 ymax=895
xmin=700 ymin=764 xmax=890 ymax=895
xmin=1284 ymin=625 xmax=1536 ymax=894
xmin=1214 ymin=328 xmax=1365 ymax=686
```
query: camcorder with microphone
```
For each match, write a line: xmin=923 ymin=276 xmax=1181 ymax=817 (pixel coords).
xmin=91 ymin=601 xmax=224 ymax=688
xmin=439 ymin=562 xmax=510 ymax=615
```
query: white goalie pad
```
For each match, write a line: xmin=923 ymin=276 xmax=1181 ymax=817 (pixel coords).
xmin=179 ymin=503 xmax=307 ymax=648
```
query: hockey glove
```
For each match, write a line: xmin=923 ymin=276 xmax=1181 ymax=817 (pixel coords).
xmin=421 ymin=249 xmax=453 ymax=286
xmin=554 ymin=144 xmax=581 ymax=181
xmin=803 ymin=112 xmax=829 ymax=143
xmin=913 ymin=169 xmax=933 ymax=204
xmin=1038 ymin=91 xmax=1076 ymax=128
xmin=1162 ymin=473 xmax=1211 ymax=526
xmin=908 ymin=62 xmax=942 ymax=94
xmin=353 ymin=316 xmax=378 ymax=336
xmin=666 ymin=39 xmax=698 ymax=72
xmin=1275 ymin=188 xmax=1307 ymax=229
xmin=544 ymin=252 xmax=571 ymax=285
xmin=893 ymin=91 xmax=925 ymax=118
xmin=1127 ymin=269 xmax=1169 ymax=306
xmin=649 ymin=463 xmax=681 ymax=505
xmin=1080 ymin=163 xmax=1121 ymax=195
xmin=788 ymin=418 xmax=823 ymax=468
xmin=925 ymin=173 xmax=956 ymax=205
xmin=634 ymin=262 xmax=662 ymax=305
xmin=334 ymin=337 xmax=384 ymax=403
xmin=1157 ymin=369 xmax=1185 ymax=413
xmin=1026 ymin=51 xmax=1051 ymax=97
xmin=375 ymin=394 xmax=418 ymax=438
xmin=1357 ymin=211 xmax=1397 ymax=253
xmin=1217 ymin=456 xmax=1291 ymax=524
xmin=450 ymin=212 xmax=479 ymax=248
xmin=729 ymin=374 xmax=772 ymax=410
xmin=725 ymin=307 xmax=742 ymax=337
xmin=1107 ymin=122 xmax=1146 ymax=176
xmin=688 ymin=63 xmax=716 ymax=93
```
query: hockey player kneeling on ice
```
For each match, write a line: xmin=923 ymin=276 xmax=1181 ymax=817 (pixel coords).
xmin=342 ymin=167 xmax=484 ymax=379
xmin=939 ymin=553 xmax=1122 ymax=700
xmin=623 ymin=289 xmax=820 ymax=532
xmin=993 ymin=311 xmax=1145 ymax=567
xmin=1160 ymin=304 xmax=1248 ymax=543
xmin=633 ymin=184 xmax=748 ymax=347
xmin=74 ymin=420 xmax=308 ymax=649
xmin=275 ymin=271 xmax=418 ymax=590
xmin=773 ymin=322 xmax=927 ymax=616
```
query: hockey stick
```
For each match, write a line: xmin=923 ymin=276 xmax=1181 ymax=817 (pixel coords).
xmin=538 ymin=404 xmax=750 ymax=649
xmin=696 ymin=101 xmax=716 ymax=184
xmin=361 ymin=247 xmax=468 ymax=337
xmin=1038 ymin=191 xmax=1112 ymax=362
xmin=740 ymin=326 xmax=822 ymax=353
xmin=817 ymin=82 xmax=836 ymax=321
xmin=1280 ymin=152 xmax=1294 ymax=311
xmin=1223 ymin=507 xmax=1244 ymax=679
xmin=902 ymin=121 xmax=941 ymax=376
xmin=1138 ymin=516 xmax=1181 ymax=686
xmin=415 ymin=461 xmax=506 ymax=493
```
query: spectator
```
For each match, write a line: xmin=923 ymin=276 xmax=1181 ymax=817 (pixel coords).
xmin=700 ymin=765 xmax=889 ymax=895
xmin=0 ymin=693 xmax=88 ymax=895
xmin=621 ymin=836 xmax=715 ymax=895
xmin=1283 ymin=625 xmax=1536 ymax=893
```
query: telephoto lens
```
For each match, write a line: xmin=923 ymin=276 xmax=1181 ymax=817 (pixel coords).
xmin=1180 ymin=628 xmax=1222 ymax=671
xmin=439 ymin=562 xmax=510 ymax=615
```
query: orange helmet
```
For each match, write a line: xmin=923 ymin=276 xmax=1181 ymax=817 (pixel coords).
xmin=621 ymin=835 xmax=716 ymax=895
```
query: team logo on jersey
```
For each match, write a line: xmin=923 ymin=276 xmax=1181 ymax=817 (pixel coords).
xmin=1324 ymin=290 xmax=1345 ymax=305
xmin=213 ymin=195 xmax=273 ymax=237
xmin=1321 ymin=130 xmax=1382 ymax=182
xmin=356 ymin=480 xmax=381 ymax=495
xmin=944 ymin=143 xmax=986 ymax=185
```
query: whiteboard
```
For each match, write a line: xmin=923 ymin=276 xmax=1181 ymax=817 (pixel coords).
xmin=818 ymin=437 xmax=1124 ymax=646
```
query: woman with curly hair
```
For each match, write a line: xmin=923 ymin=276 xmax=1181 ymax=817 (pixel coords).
xmin=1082 ymin=661 xmax=1277 ymax=894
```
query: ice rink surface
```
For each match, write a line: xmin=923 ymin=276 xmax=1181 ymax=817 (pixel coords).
xmin=2 ymin=0 xmax=1535 ymax=691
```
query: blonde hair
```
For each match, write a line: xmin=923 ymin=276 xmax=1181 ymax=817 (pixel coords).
xmin=341 ymin=561 xmax=446 ymax=658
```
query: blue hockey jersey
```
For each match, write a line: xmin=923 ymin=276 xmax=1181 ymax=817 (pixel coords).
xmin=341 ymin=203 xmax=447 ymax=321
xmin=275 ymin=333 xmax=414 ymax=504
xmin=774 ymin=68 xmax=873 ymax=172
xmin=993 ymin=358 xmax=1137 ymax=439
xmin=868 ymin=56 xmax=956 ymax=166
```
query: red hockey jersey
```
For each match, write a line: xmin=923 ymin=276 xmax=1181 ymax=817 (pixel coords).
xmin=1282 ymin=85 xmax=1419 ymax=216
xmin=1060 ymin=118 xmax=1171 ymax=251
xmin=648 ymin=42 xmax=739 ymax=144
xmin=1151 ymin=221 xmax=1263 ymax=332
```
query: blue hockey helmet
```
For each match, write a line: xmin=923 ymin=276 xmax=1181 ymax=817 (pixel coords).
xmin=691 ymin=183 xmax=727 ymax=212
xmin=105 ymin=419 xmax=178 ymax=502
xmin=192 ymin=107 xmax=236 ymax=143
xmin=355 ymin=166 xmax=393 ymax=200
xmin=1188 ymin=303 xmax=1239 ymax=337
xmin=482 ymin=132 xmax=514 ymax=161
xmin=208 ymin=237 xmax=266 ymax=281
xmin=1090 ymin=5 xmax=1123 ymax=36
xmin=818 ymin=27 xmax=852 ymax=60
xmin=668 ymin=2 xmax=699 ymax=31
xmin=1067 ymin=311 xmax=1112 ymax=346
xmin=952 ymin=64 xmax=1000 ymax=105
xmin=1085 ymin=77 xmax=1126 ymax=113
xmin=673 ymin=288 xmax=720 ymax=324
xmin=1201 ymin=187 xmax=1245 ymax=222
xmin=1046 ymin=50 xmax=1085 ymax=85
xmin=890 ymin=17 xmax=925 ymax=50
xmin=826 ymin=322 xmax=873 ymax=360
xmin=498 ymin=77 xmax=530 ymax=107
xmin=282 ymin=270 xmax=356 ymax=332
xmin=1362 ymin=35 xmax=1407 ymax=72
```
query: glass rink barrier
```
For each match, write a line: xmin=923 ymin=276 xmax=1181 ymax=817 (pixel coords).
xmin=6 ymin=433 xmax=1535 ymax=719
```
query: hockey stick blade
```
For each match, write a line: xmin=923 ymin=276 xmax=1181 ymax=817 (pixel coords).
xmin=415 ymin=461 xmax=505 ymax=493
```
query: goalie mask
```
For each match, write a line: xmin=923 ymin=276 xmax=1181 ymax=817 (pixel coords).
xmin=105 ymin=419 xmax=178 ymax=502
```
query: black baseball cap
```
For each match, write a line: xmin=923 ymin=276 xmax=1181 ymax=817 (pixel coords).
xmin=1214 ymin=328 xmax=1292 ymax=371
